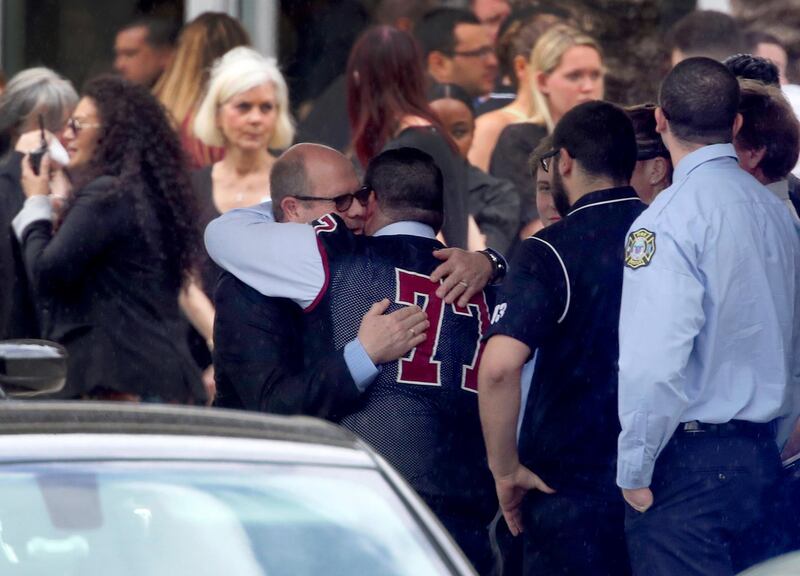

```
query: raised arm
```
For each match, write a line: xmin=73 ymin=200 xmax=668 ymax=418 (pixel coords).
xmin=13 ymin=165 xmax=129 ymax=293
xmin=204 ymin=203 xmax=324 ymax=308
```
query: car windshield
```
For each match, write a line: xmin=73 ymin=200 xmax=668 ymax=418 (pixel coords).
xmin=0 ymin=460 xmax=452 ymax=576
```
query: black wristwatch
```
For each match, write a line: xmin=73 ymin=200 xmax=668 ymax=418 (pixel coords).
xmin=479 ymin=248 xmax=508 ymax=284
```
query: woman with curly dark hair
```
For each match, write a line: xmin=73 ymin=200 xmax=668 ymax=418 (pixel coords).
xmin=12 ymin=75 xmax=205 ymax=402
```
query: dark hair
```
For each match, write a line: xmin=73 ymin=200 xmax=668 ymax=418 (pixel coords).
xmin=427 ymin=82 xmax=474 ymax=116
xmin=736 ymin=79 xmax=800 ymax=182
xmin=269 ymin=153 xmax=310 ymax=222
xmin=666 ymin=10 xmax=745 ymax=62
xmin=347 ymin=26 xmax=455 ymax=166
xmin=552 ymin=100 xmax=637 ymax=183
xmin=625 ymin=104 xmax=670 ymax=161
xmin=723 ymin=53 xmax=780 ymax=86
xmin=364 ymin=147 xmax=444 ymax=232
xmin=495 ymin=6 xmax=570 ymax=89
xmin=68 ymin=75 xmax=199 ymax=288
xmin=414 ymin=8 xmax=481 ymax=57
xmin=119 ymin=17 xmax=180 ymax=49
xmin=659 ymin=57 xmax=740 ymax=145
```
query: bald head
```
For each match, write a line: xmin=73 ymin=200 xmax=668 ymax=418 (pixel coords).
xmin=270 ymin=143 xmax=363 ymax=228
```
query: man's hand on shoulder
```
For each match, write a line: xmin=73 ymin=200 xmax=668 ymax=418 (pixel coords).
xmin=358 ymin=299 xmax=429 ymax=364
xmin=431 ymin=248 xmax=493 ymax=307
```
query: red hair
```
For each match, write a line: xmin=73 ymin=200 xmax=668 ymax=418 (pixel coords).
xmin=347 ymin=26 xmax=455 ymax=166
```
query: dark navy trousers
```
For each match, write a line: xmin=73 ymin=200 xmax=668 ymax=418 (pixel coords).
xmin=519 ymin=489 xmax=630 ymax=576
xmin=625 ymin=431 xmax=782 ymax=576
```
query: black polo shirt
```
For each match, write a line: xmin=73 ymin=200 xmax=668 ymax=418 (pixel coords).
xmin=486 ymin=186 xmax=646 ymax=497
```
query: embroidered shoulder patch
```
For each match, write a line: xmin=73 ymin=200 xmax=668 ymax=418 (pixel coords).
xmin=625 ymin=228 xmax=656 ymax=269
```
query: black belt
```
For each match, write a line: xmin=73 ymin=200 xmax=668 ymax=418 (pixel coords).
xmin=676 ymin=420 xmax=776 ymax=438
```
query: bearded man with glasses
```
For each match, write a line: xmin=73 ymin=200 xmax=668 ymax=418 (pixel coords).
xmin=479 ymin=100 xmax=644 ymax=576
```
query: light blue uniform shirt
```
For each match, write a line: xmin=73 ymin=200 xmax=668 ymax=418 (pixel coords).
xmin=616 ymin=144 xmax=800 ymax=489
xmin=204 ymin=200 xmax=381 ymax=391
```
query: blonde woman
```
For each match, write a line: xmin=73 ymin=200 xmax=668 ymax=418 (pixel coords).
xmin=185 ymin=47 xmax=295 ymax=382
xmin=489 ymin=24 xmax=603 ymax=235
xmin=468 ymin=8 xmax=566 ymax=171
xmin=153 ymin=12 xmax=249 ymax=169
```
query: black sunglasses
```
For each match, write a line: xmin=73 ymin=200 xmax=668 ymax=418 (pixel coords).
xmin=539 ymin=149 xmax=560 ymax=173
xmin=293 ymin=185 xmax=371 ymax=212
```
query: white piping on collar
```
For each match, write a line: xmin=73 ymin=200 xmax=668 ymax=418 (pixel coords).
xmin=529 ymin=236 xmax=571 ymax=324
xmin=567 ymin=196 xmax=640 ymax=217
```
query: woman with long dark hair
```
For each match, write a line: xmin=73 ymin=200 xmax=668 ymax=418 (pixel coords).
xmin=13 ymin=75 xmax=204 ymax=402
xmin=347 ymin=26 xmax=470 ymax=249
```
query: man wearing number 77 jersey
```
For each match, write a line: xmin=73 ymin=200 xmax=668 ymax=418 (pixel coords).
xmin=206 ymin=146 xmax=503 ymax=574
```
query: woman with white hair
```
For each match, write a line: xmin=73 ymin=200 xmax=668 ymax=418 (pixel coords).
xmin=192 ymin=46 xmax=294 ymax=214
xmin=0 ymin=67 xmax=78 ymax=340
xmin=187 ymin=46 xmax=295 ymax=376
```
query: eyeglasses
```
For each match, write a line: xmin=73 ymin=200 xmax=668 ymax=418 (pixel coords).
xmin=293 ymin=185 xmax=371 ymax=212
xmin=451 ymin=46 xmax=495 ymax=59
xmin=539 ymin=149 xmax=560 ymax=173
xmin=66 ymin=117 xmax=102 ymax=135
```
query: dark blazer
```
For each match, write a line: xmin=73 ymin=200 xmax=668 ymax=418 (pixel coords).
xmin=213 ymin=270 xmax=359 ymax=420
xmin=466 ymin=163 xmax=520 ymax=253
xmin=17 ymin=176 xmax=203 ymax=400
xmin=0 ymin=152 xmax=39 ymax=339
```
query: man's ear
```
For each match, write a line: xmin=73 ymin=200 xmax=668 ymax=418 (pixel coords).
xmin=654 ymin=107 xmax=668 ymax=134
xmin=558 ymin=148 xmax=573 ymax=177
xmin=427 ymin=51 xmax=451 ymax=81
xmin=738 ymin=146 xmax=766 ymax=173
xmin=281 ymin=196 xmax=301 ymax=221
xmin=365 ymin=189 xmax=379 ymax=217
xmin=650 ymin=156 xmax=670 ymax=186
xmin=732 ymin=113 xmax=744 ymax=139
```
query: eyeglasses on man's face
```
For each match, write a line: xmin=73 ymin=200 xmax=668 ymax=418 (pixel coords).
xmin=293 ymin=185 xmax=371 ymax=212
xmin=451 ymin=45 xmax=495 ymax=59
xmin=539 ymin=149 xmax=560 ymax=173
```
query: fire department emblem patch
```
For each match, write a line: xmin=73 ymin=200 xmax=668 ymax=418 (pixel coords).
xmin=625 ymin=228 xmax=656 ymax=269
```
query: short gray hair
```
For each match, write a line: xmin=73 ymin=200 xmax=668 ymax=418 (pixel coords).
xmin=0 ymin=67 xmax=78 ymax=138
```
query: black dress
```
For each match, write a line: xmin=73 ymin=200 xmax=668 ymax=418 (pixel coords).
xmin=489 ymin=122 xmax=549 ymax=226
xmin=17 ymin=176 xmax=203 ymax=401
xmin=190 ymin=166 xmax=223 ymax=298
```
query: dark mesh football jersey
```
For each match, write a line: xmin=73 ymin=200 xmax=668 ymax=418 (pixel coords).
xmin=304 ymin=214 xmax=495 ymax=506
